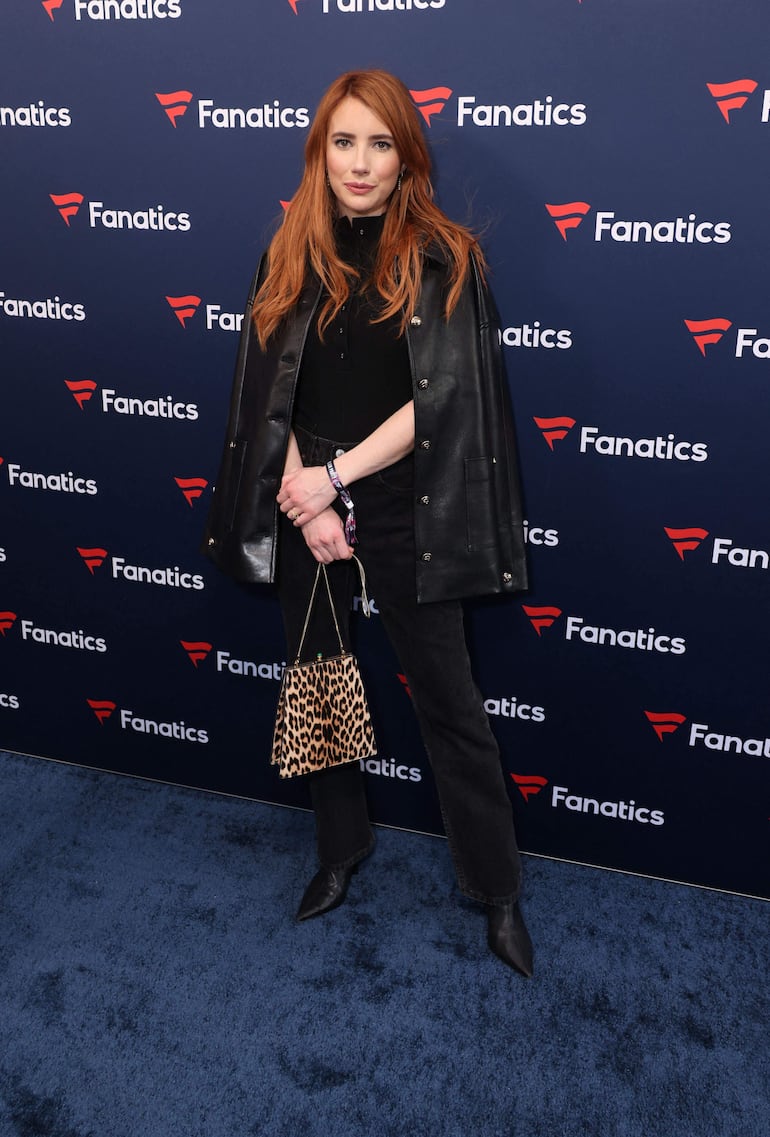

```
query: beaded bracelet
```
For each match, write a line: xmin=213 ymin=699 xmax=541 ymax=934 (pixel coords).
xmin=325 ymin=459 xmax=358 ymax=546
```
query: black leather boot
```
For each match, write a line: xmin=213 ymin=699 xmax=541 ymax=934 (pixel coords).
xmin=296 ymin=864 xmax=357 ymax=922
xmin=486 ymin=901 xmax=534 ymax=977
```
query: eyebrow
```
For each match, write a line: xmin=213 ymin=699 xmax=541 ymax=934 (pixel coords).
xmin=331 ymin=131 xmax=394 ymax=142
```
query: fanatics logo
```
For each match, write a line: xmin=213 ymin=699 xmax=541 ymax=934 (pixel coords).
xmin=50 ymin=192 xmax=84 ymax=226
xmin=706 ymin=79 xmax=758 ymax=123
xmin=684 ymin=318 xmax=732 ymax=356
xmin=644 ymin=711 xmax=686 ymax=741
xmin=533 ymin=418 xmax=708 ymax=463
xmin=180 ymin=640 xmax=212 ymax=667
xmin=663 ymin=527 xmax=709 ymax=560
xmin=174 ymin=477 xmax=208 ymax=507
xmin=397 ymin=672 xmax=412 ymax=698
xmin=547 ymin=203 xmax=730 ymax=245
xmin=522 ymin=605 xmax=562 ymax=636
xmin=409 ymin=86 xmax=452 ymax=126
xmin=156 ymin=90 xmax=193 ymax=127
xmin=510 ymin=773 xmax=548 ymax=801
xmin=533 ymin=415 xmax=576 ymax=450
xmin=42 ymin=0 xmax=64 ymax=18
xmin=77 ymin=547 xmax=108 ymax=574
xmin=286 ymin=0 xmax=305 ymax=10
xmin=0 ymin=612 xmax=18 ymax=636
xmin=545 ymin=201 xmax=590 ymax=240
xmin=166 ymin=294 xmax=201 ymax=327
xmin=65 ymin=379 xmax=97 ymax=408
xmin=87 ymin=698 xmax=116 ymax=724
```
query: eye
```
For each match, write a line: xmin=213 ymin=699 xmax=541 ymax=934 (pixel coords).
xmin=333 ymin=138 xmax=351 ymax=149
xmin=373 ymin=140 xmax=392 ymax=151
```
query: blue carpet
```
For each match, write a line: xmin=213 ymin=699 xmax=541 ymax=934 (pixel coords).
xmin=0 ymin=749 xmax=767 ymax=1137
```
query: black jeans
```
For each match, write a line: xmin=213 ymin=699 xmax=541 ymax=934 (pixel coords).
xmin=276 ymin=426 xmax=522 ymax=905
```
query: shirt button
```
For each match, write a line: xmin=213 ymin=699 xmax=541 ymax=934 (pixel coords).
xmin=421 ymin=552 xmax=432 ymax=562
xmin=420 ymin=495 xmax=430 ymax=505
xmin=420 ymin=439 xmax=431 ymax=450
xmin=229 ymin=440 xmax=236 ymax=449
xmin=207 ymin=537 xmax=216 ymax=546
xmin=502 ymin=572 xmax=512 ymax=583
xmin=410 ymin=315 xmax=422 ymax=327
xmin=417 ymin=378 xmax=429 ymax=390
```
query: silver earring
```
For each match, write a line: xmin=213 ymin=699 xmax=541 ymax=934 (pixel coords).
xmin=397 ymin=170 xmax=404 ymax=191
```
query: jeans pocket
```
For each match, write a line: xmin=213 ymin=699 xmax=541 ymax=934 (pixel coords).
xmin=375 ymin=453 xmax=415 ymax=495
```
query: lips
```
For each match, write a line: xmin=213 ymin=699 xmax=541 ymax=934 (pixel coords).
xmin=344 ymin=182 xmax=375 ymax=193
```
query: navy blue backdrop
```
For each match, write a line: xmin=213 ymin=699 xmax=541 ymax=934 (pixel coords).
xmin=1 ymin=0 xmax=769 ymax=898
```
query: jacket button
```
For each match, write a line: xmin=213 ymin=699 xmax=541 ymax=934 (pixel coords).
xmin=207 ymin=537 xmax=216 ymax=546
xmin=420 ymin=439 xmax=431 ymax=450
xmin=420 ymin=495 xmax=430 ymax=505
xmin=417 ymin=378 xmax=429 ymax=390
xmin=502 ymin=572 xmax=512 ymax=583
xmin=229 ymin=440 xmax=236 ymax=449
xmin=410 ymin=315 xmax=422 ymax=327
xmin=421 ymin=552 xmax=432 ymax=562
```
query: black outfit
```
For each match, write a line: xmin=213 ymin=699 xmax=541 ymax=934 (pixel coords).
xmin=203 ymin=217 xmax=529 ymax=904
xmin=202 ymin=229 xmax=527 ymax=604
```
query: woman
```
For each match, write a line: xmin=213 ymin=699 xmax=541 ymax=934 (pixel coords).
xmin=203 ymin=70 xmax=533 ymax=976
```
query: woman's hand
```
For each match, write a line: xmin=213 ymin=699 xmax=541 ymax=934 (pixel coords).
xmin=277 ymin=464 xmax=336 ymax=526
xmin=300 ymin=507 xmax=353 ymax=564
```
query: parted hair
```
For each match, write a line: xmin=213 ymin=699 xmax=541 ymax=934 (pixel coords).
xmin=251 ymin=69 xmax=483 ymax=348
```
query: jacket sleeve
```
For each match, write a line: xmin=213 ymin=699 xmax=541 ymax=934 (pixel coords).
xmin=199 ymin=254 xmax=270 ymax=577
xmin=471 ymin=257 xmax=528 ymax=593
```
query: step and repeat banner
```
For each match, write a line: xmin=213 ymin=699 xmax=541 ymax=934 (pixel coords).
xmin=2 ymin=0 xmax=768 ymax=898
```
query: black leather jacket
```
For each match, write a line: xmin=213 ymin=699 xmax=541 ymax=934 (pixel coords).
xmin=202 ymin=246 xmax=527 ymax=604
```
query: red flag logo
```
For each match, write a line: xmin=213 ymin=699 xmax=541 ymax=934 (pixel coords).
xmin=180 ymin=641 xmax=213 ymax=667
xmin=156 ymin=91 xmax=194 ymax=128
xmin=706 ymin=79 xmax=758 ymax=123
xmin=522 ymin=605 xmax=562 ymax=637
xmin=511 ymin=773 xmax=549 ymax=801
xmin=87 ymin=699 xmax=116 ymax=725
xmin=175 ymin=477 xmax=208 ymax=507
xmin=684 ymin=318 xmax=732 ymax=357
xmin=663 ymin=527 xmax=709 ymax=561
xmin=65 ymin=379 xmax=97 ymax=409
xmin=0 ymin=612 xmax=18 ymax=636
xmin=397 ymin=673 xmax=412 ymax=698
xmin=77 ymin=547 xmax=108 ymax=574
xmin=50 ymin=193 xmax=84 ymax=227
xmin=286 ymin=0 xmax=306 ymax=11
xmin=166 ymin=295 xmax=201 ymax=328
xmin=644 ymin=711 xmax=686 ymax=741
xmin=533 ymin=415 xmax=576 ymax=450
xmin=545 ymin=201 xmax=591 ymax=240
xmin=42 ymin=0 xmax=64 ymax=20
xmin=409 ymin=87 xmax=453 ymax=127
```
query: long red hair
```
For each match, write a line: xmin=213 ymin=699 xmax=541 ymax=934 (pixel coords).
xmin=251 ymin=69 xmax=483 ymax=348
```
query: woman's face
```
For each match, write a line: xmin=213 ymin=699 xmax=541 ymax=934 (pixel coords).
xmin=326 ymin=96 xmax=403 ymax=220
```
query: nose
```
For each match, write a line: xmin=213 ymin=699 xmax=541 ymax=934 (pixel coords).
xmin=350 ymin=145 xmax=370 ymax=175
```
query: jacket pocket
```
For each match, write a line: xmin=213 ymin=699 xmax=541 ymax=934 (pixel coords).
xmin=464 ymin=456 xmax=497 ymax=550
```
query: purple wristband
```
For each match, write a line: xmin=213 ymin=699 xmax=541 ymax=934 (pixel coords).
xmin=325 ymin=460 xmax=357 ymax=546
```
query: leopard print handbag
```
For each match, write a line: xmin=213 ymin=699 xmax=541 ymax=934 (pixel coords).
xmin=271 ymin=557 xmax=377 ymax=779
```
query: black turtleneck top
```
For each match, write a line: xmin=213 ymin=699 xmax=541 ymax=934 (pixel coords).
xmin=292 ymin=214 xmax=413 ymax=446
